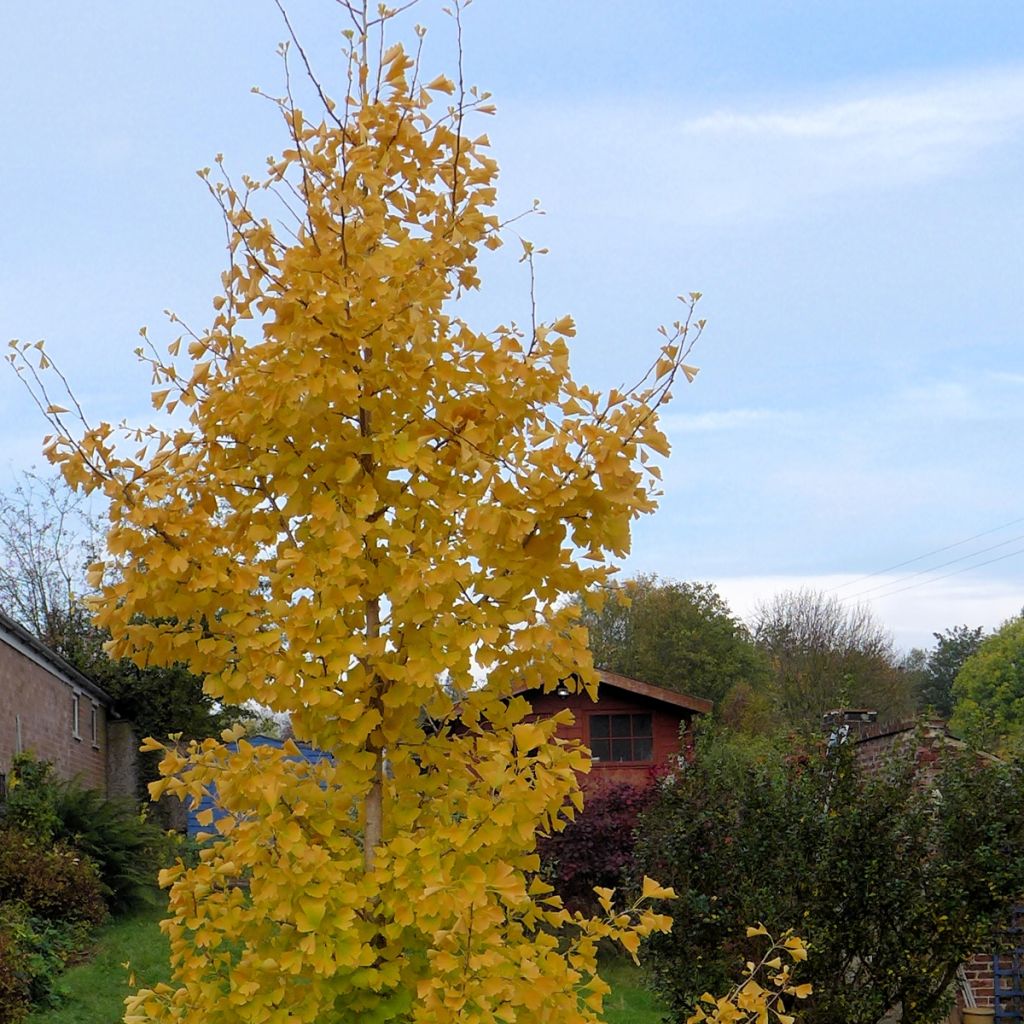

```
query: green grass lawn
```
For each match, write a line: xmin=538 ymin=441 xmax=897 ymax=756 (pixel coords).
xmin=598 ymin=956 xmax=669 ymax=1024
xmin=26 ymin=905 xmax=170 ymax=1024
xmin=26 ymin=908 xmax=668 ymax=1024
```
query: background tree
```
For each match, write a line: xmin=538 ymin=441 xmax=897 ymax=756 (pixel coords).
xmin=635 ymin=727 xmax=1024 ymax=1024
xmin=0 ymin=471 xmax=95 ymax=651
xmin=0 ymin=475 xmax=241 ymax=782
xmin=58 ymin=609 xmax=245 ymax=793
xmin=915 ymin=624 xmax=986 ymax=717
xmin=951 ymin=614 xmax=1024 ymax=750
xmin=580 ymin=574 xmax=768 ymax=705
xmin=751 ymin=588 xmax=913 ymax=732
xmin=10 ymin=4 xmax=690 ymax=1021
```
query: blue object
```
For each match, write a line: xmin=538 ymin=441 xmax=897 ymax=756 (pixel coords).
xmin=185 ymin=735 xmax=333 ymax=838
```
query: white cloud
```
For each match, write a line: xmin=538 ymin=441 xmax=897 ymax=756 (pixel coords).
xmin=685 ymin=68 xmax=1024 ymax=143
xmin=712 ymin=573 xmax=1023 ymax=653
xmin=494 ymin=66 xmax=1024 ymax=226
xmin=990 ymin=371 xmax=1024 ymax=386
xmin=673 ymin=67 xmax=1024 ymax=218
xmin=891 ymin=377 xmax=1024 ymax=422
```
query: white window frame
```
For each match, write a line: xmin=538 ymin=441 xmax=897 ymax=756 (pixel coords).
xmin=72 ymin=692 xmax=81 ymax=739
xmin=91 ymin=703 xmax=100 ymax=748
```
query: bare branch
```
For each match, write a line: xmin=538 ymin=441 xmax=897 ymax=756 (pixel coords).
xmin=272 ymin=0 xmax=344 ymax=129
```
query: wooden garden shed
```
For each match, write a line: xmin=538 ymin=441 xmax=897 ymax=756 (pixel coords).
xmin=515 ymin=668 xmax=712 ymax=787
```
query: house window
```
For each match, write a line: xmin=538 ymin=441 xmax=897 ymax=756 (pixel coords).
xmin=91 ymin=704 xmax=99 ymax=748
xmin=72 ymin=693 xmax=81 ymax=739
xmin=589 ymin=713 xmax=653 ymax=763
xmin=15 ymin=714 xmax=22 ymax=755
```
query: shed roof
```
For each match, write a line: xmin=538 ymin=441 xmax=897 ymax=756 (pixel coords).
xmin=514 ymin=668 xmax=712 ymax=716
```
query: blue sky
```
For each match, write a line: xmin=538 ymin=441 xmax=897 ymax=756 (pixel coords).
xmin=2 ymin=2 xmax=1022 ymax=650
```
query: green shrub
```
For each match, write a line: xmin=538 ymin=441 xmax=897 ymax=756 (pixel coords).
xmin=0 ymin=831 xmax=107 ymax=927
xmin=4 ymin=755 xmax=60 ymax=843
xmin=0 ymin=901 xmax=91 ymax=1013
xmin=52 ymin=784 xmax=168 ymax=913
xmin=635 ymin=727 xmax=1024 ymax=1024
xmin=0 ymin=925 xmax=31 ymax=1024
xmin=3 ymin=753 xmax=168 ymax=914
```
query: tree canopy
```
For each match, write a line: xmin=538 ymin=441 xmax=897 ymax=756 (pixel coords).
xmin=750 ymin=588 xmax=913 ymax=732
xmin=0 ymin=472 xmax=94 ymax=650
xmin=635 ymin=727 xmax=1024 ymax=1024
xmin=10 ymin=5 xmax=692 ymax=1022
xmin=951 ymin=614 xmax=1024 ymax=750
xmin=0 ymin=474 xmax=239 ymax=771
xmin=914 ymin=624 xmax=986 ymax=718
xmin=579 ymin=575 xmax=767 ymax=705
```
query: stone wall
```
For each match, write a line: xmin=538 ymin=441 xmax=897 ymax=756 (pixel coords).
xmin=106 ymin=719 xmax=139 ymax=799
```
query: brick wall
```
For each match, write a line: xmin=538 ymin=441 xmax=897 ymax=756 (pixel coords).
xmin=0 ymin=629 xmax=109 ymax=794
xmin=851 ymin=718 xmax=951 ymax=779
xmin=962 ymin=952 xmax=995 ymax=1008
xmin=851 ymin=726 xmax=913 ymax=774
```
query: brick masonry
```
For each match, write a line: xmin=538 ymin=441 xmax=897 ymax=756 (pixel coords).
xmin=106 ymin=719 xmax=139 ymax=799
xmin=0 ymin=610 xmax=118 ymax=796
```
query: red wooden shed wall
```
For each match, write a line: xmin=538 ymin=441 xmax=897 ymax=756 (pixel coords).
xmin=523 ymin=685 xmax=693 ymax=787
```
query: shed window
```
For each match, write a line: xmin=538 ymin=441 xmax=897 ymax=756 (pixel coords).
xmin=589 ymin=713 xmax=653 ymax=763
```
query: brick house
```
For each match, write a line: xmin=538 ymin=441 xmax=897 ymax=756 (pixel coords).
xmin=0 ymin=606 xmax=136 ymax=798
xmin=829 ymin=711 xmax=1021 ymax=1023
xmin=516 ymin=668 xmax=712 ymax=787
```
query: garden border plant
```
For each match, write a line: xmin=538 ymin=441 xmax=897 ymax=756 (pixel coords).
xmin=635 ymin=725 xmax=1024 ymax=1024
xmin=0 ymin=753 xmax=173 ymax=1022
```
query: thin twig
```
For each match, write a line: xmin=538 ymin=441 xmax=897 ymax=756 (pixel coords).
xmin=272 ymin=0 xmax=344 ymax=129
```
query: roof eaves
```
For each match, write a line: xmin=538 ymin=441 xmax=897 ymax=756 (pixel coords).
xmin=510 ymin=669 xmax=712 ymax=715
xmin=595 ymin=669 xmax=713 ymax=714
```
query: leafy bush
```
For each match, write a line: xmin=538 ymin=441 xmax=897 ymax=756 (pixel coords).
xmin=53 ymin=784 xmax=169 ymax=913
xmin=538 ymin=781 xmax=655 ymax=914
xmin=4 ymin=754 xmax=60 ymax=842
xmin=4 ymin=753 xmax=167 ymax=913
xmin=0 ymin=925 xmax=31 ymax=1024
xmin=0 ymin=901 xmax=91 ymax=1013
xmin=0 ymin=831 xmax=107 ymax=926
xmin=635 ymin=727 xmax=1024 ymax=1024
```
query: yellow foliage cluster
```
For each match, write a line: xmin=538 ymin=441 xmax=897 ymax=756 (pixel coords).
xmin=10 ymin=3 xmax=703 ymax=1022
xmin=688 ymin=927 xmax=811 ymax=1024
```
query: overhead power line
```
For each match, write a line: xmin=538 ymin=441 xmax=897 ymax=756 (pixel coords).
xmin=839 ymin=544 xmax=1024 ymax=605
xmin=829 ymin=515 xmax=1024 ymax=593
xmin=841 ymin=531 xmax=1024 ymax=603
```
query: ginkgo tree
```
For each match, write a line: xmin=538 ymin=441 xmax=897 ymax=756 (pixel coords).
xmin=11 ymin=3 xmax=703 ymax=1022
